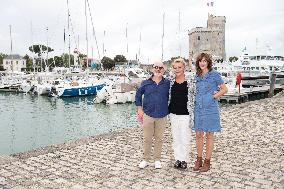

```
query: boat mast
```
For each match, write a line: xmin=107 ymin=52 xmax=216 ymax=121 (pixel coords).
xmin=46 ymin=27 xmax=49 ymax=71
xmin=67 ymin=0 xmax=71 ymax=68
xmin=85 ymin=0 xmax=89 ymax=69
xmin=102 ymin=30 xmax=105 ymax=57
xmin=86 ymin=0 xmax=101 ymax=61
xmin=30 ymin=22 xmax=36 ymax=73
xmin=178 ymin=10 xmax=181 ymax=57
xmin=161 ymin=13 xmax=165 ymax=61
xmin=126 ymin=22 xmax=128 ymax=61
xmin=40 ymin=44 xmax=43 ymax=72
xmin=138 ymin=31 xmax=141 ymax=63
xmin=9 ymin=25 xmax=13 ymax=55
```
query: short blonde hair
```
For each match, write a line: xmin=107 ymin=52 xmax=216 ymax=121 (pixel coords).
xmin=172 ymin=58 xmax=186 ymax=67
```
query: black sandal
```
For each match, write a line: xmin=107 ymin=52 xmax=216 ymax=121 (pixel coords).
xmin=174 ymin=160 xmax=181 ymax=168
xmin=180 ymin=161 xmax=187 ymax=169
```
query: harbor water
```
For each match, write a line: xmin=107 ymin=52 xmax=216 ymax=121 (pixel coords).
xmin=0 ymin=93 xmax=137 ymax=155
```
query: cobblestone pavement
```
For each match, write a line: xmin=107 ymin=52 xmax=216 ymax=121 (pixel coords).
xmin=0 ymin=95 xmax=283 ymax=189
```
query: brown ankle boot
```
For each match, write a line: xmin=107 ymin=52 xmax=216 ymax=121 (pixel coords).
xmin=193 ymin=157 xmax=203 ymax=171
xmin=200 ymin=158 xmax=210 ymax=172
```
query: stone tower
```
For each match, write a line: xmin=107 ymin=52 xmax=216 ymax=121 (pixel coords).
xmin=188 ymin=14 xmax=226 ymax=61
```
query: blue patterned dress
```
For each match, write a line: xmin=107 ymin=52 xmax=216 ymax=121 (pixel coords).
xmin=194 ymin=70 xmax=224 ymax=132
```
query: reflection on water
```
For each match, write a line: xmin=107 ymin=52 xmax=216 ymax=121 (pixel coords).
xmin=0 ymin=93 xmax=137 ymax=155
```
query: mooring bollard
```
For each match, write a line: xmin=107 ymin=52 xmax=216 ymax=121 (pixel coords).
xmin=269 ymin=72 xmax=276 ymax=98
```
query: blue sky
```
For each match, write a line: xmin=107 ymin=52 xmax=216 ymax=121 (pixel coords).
xmin=0 ymin=0 xmax=283 ymax=63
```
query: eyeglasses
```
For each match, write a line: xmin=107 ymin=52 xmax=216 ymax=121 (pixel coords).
xmin=153 ymin=66 xmax=164 ymax=70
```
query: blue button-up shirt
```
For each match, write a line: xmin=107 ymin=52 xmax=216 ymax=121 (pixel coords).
xmin=135 ymin=77 xmax=170 ymax=118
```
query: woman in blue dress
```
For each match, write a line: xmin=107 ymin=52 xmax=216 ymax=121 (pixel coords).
xmin=193 ymin=53 xmax=228 ymax=172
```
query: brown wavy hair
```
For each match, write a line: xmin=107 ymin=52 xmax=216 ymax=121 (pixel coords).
xmin=196 ymin=53 xmax=213 ymax=76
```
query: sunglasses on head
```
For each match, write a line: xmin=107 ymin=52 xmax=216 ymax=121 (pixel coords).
xmin=153 ymin=66 xmax=164 ymax=70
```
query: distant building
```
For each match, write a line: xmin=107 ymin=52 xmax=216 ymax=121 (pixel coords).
xmin=188 ymin=14 xmax=226 ymax=61
xmin=3 ymin=54 xmax=26 ymax=72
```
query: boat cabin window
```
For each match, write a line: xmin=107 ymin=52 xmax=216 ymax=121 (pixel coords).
xmin=54 ymin=80 xmax=60 ymax=85
xmin=221 ymin=73 xmax=227 ymax=77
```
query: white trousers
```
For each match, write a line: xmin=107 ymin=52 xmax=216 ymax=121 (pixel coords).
xmin=169 ymin=113 xmax=192 ymax=162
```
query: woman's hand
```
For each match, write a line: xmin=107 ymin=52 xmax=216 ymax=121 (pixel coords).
xmin=137 ymin=106 xmax=144 ymax=118
xmin=213 ymin=84 xmax=228 ymax=99
xmin=213 ymin=91 xmax=218 ymax=99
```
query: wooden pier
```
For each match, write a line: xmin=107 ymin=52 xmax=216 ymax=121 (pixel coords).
xmin=219 ymin=84 xmax=284 ymax=103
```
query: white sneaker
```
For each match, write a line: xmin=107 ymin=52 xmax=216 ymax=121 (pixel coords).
xmin=154 ymin=161 xmax=162 ymax=169
xmin=139 ymin=160 xmax=148 ymax=169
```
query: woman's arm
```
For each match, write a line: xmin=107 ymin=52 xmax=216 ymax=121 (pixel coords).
xmin=213 ymin=83 xmax=228 ymax=99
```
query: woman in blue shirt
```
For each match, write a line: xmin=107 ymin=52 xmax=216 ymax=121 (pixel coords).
xmin=193 ymin=53 xmax=228 ymax=172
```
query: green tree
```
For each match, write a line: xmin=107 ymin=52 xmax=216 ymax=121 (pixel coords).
xmin=62 ymin=53 xmax=74 ymax=67
xmin=53 ymin=56 xmax=64 ymax=67
xmin=101 ymin=56 xmax=115 ymax=70
xmin=114 ymin=55 xmax=127 ymax=63
xmin=29 ymin=44 xmax=54 ymax=57
xmin=23 ymin=54 xmax=33 ymax=70
xmin=29 ymin=44 xmax=54 ymax=71
xmin=79 ymin=53 xmax=87 ymax=68
xmin=0 ymin=53 xmax=8 ymax=71
xmin=79 ymin=53 xmax=87 ymax=59
xmin=229 ymin=56 xmax=238 ymax=62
